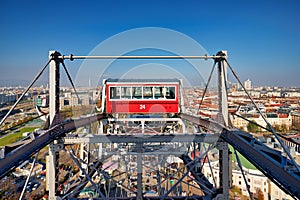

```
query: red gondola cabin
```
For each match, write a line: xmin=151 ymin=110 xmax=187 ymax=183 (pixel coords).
xmin=104 ymin=79 xmax=180 ymax=114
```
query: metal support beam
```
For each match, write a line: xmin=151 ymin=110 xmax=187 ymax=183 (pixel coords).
xmin=216 ymin=142 xmax=230 ymax=199
xmin=67 ymin=150 xmax=107 ymax=199
xmin=48 ymin=51 xmax=61 ymax=200
xmin=80 ymin=143 xmax=90 ymax=174
xmin=47 ymin=142 xmax=63 ymax=199
xmin=63 ymin=133 xmax=221 ymax=144
xmin=59 ymin=55 xmax=226 ymax=60
xmin=49 ymin=51 xmax=61 ymax=125
xmin=137 ymin=143 xmax=143 ymax=200
xmin=217 ymin=50 xmax=228 ymax=126
xmin=216 ymin=50 xmax=230 ymax=199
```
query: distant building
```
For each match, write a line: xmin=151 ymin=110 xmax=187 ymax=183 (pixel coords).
xmin=244 ymin=79 xmax=252 ymax=90
xmin=59 ymin=90 xmax=99 ymax=107
xmin=202 ymin=161 xmax=294 ymax=200
xmin=231 ymin=113 xmax=292 ymax=131
xmin=0 ymin=93 xmax=16 ymax=104
xmin=13 ymin=162 xmax=43 ymax=177
xmin=291 ymin=112 xmax=300 ymax=130
xmin=285 ymin=91 xmax=300 ymax=98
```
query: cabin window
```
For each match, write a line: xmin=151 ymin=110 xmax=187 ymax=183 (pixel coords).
xmin=110 ymin=87 xmax=120 ymax=99
xmin=132 ymin=87 xmax=142 ymax=99
xmin=143 ymin=86 xmax=153 ymax=99
xmin=165 ymin=86 xmax=176 ymax=99
xmin=154 ymin=86 xmax=164 ymax=99
xmin=121 ymin=87 xmax=132 ymax=99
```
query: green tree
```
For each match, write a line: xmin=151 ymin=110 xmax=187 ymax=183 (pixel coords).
xmin=247 ymin=120 xmax=259 ymax=132
xmin=274 ymin=124 xmax=289 ymax=132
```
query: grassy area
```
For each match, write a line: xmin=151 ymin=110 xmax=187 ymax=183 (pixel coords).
xmin=229 ymin=145 xmax=257 ymax=170
xmin=0 ymin=127 xmax=39 ymax=146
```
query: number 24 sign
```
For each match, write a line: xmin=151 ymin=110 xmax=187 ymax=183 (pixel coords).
xmin=139 ymin=104 xmax=146 ymax=110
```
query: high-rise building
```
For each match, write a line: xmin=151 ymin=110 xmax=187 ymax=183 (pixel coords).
xmin=244 ymin=79 xmax=252 ymax=90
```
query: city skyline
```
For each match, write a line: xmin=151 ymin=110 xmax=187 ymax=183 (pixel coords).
xmin=0 ymin=0 xmax=300 ymax=87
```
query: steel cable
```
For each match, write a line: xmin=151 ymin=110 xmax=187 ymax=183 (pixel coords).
xmin=225 ymin=59 xmax=300 ymax=172
xmin=61 ymin=61 xmax=81 ymax=102
xmin=196 ymin=61 xmax=217 ymax=116
xmin=0 ymin=59 xmax=51 ymax=127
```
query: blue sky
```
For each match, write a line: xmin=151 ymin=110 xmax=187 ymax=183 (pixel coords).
xmin=0 ymin=0 xmax=299 ymax=87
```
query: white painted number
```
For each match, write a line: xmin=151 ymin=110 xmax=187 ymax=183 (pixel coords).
xmin=139 ymin=104 xmax=146 ymax=110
